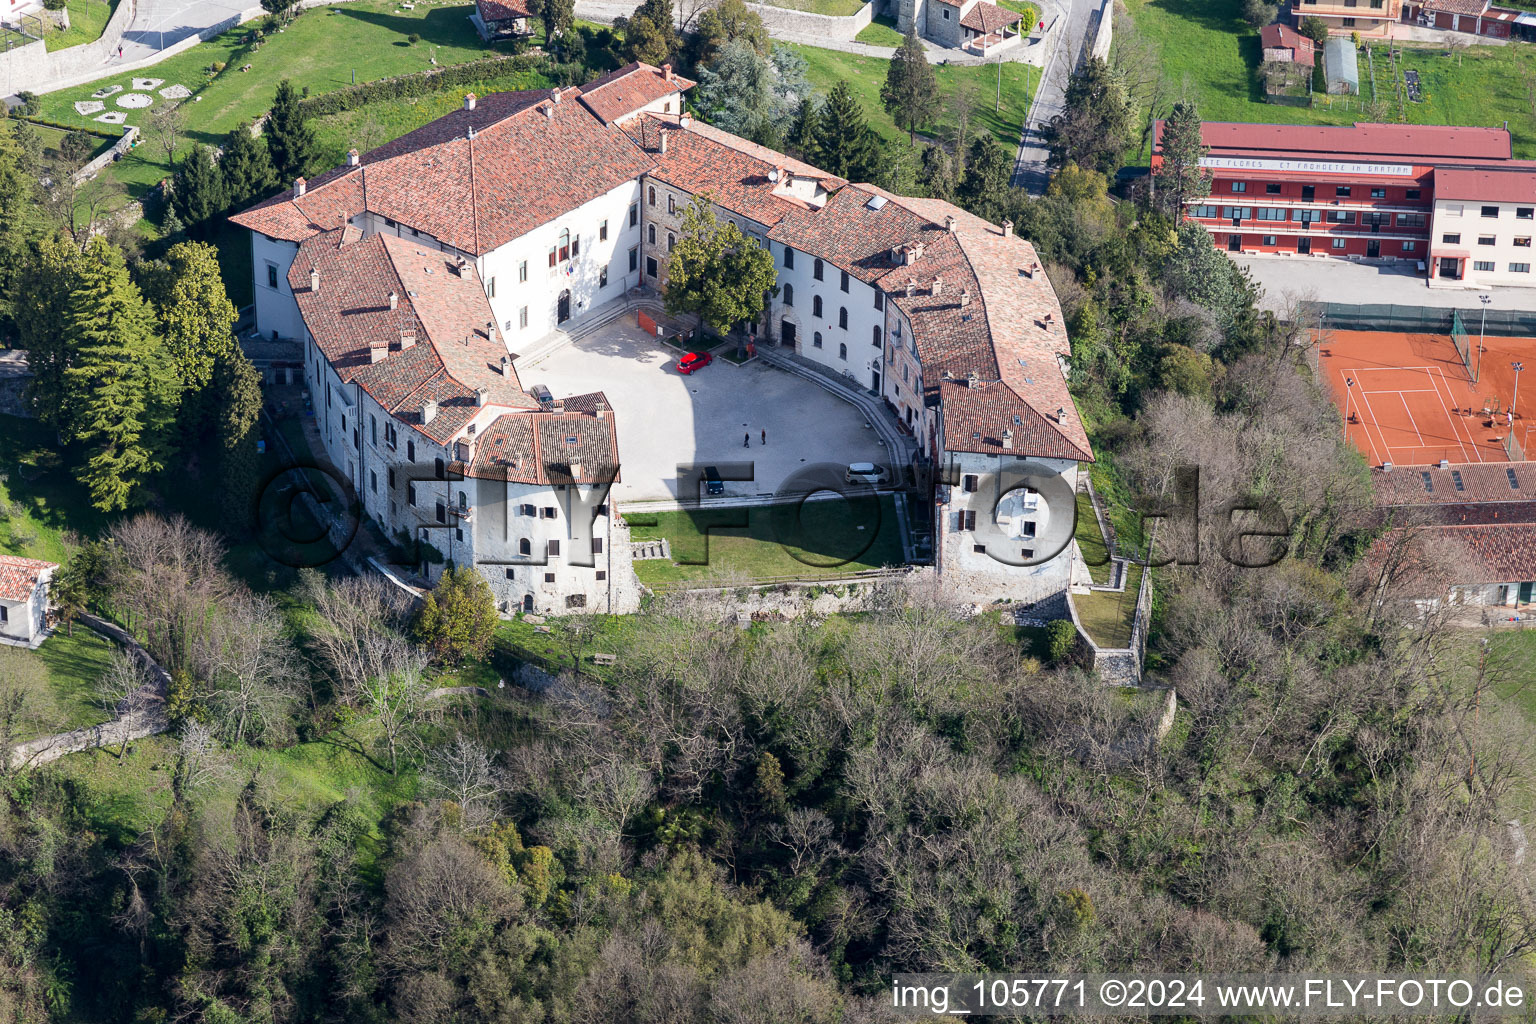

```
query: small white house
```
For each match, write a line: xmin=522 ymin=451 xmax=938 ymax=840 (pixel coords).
xmin=0 ymin=555 xmax=58 ymax=649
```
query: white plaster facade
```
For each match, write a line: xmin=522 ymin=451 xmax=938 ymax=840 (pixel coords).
xmin=0 ymin=561 xmax=53 ymax=647
xmin=1430 ymin=196 xmax=1536 ymax=288
xmin=936 ymin=453 xmax=1079 ymax=604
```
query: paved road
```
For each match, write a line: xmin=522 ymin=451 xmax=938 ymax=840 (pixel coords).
xmin=119 ymin=0 xmax=249 ymax=60
xmin=1010 ymin=0 xmax=1097 ymax=192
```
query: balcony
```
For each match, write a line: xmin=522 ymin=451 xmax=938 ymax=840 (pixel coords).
xmin=450 ymin=504 xmax=474 ymax=521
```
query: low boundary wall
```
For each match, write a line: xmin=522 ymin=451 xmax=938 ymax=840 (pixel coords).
xmin=745 ymin=0 xmax=873 ymax=41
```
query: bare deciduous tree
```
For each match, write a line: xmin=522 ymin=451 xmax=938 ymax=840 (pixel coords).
xmin=94 ymin=650 xmax=159 ymax=757
xmin=199 ymin=594 xmax=301 ymax=747
xmin=423 ymin=733 xmax=508 ymax=831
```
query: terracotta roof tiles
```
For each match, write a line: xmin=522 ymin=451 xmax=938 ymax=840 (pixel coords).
xmin=0 ymin=555 xmax=56 ymax=603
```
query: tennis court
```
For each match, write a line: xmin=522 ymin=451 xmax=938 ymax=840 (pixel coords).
xmin=1317 ymin=328 xmax=1536 ymax=467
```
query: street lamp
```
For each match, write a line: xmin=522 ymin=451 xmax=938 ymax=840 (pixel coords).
xmin=1345 ymin=377 xmax=1355 ymax=425
xmin=1513 ymin=361 xmax=1526 ymax=423
xmin=1477 ymin=294 xmax=1491 ymax=383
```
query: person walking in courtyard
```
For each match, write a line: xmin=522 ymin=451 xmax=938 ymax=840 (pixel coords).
xmin=118 ymin=43 xmax=123 ymax=58
xmin=761 ymin=429 xmax=766 ymax=445
xmin=744 ymin=432 xmax=750 ymax=448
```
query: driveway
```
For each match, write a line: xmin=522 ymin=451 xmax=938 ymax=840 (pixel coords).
xmin=517 ymin=316 xmax=891 ymax=503
xmin=1235 ymin=255 xmax=1536 ymax=315
xmin=1011 ymin=0 xmax=1099 ymax=192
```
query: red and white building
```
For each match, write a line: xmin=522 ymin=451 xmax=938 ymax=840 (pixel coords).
xmin=1154 ymin=121 xmax=1536 ymax=285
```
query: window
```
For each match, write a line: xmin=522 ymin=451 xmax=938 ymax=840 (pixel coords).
xmin=838 ymin=307 xmax=848 ymax=330
xmin=958 ymin=510 xmax=976 ymax=530
xmin=370 ymin=415 xmax=377 ymax=446
xmin=408 ymin=440 xmax=415 ymax=462
xmin=0 ymin=607 xmax=6 ymax=623
xmin=784 ymin=283 xmax=794 ymax=306
xmin=784 ymin=247 xmax=795 ymax=269
xmin=973 ymin=544 xmax=987 ymax=554
xmin=1301 ymin=185 xmax=1315 ymax=201
xmin=1483 ymin=206 xmax=1502 ymax=218
xmin=1475 ymin=260 xmax=1496 ymax=272
xmin=266 ymin=264 xmax=278 ymax=289
xmin=599 ymin=219 xmax=609 ymax=241
xmin=668 ymin=194 xmax=676 ymax=214
xmin=1517 ymin=238 xmax=1533 ymax=247
xmin=519 ymin=260 xmax=528 ymax=283
xmin=962 ymin=474 xmax=978 ymax=492
xmin=838 ymin=342 xmax=847 ymax=360
xmin=593 ymin=538 xmax=603 ymax=554
xmin=840 ymin=269 xmax=850 ymax=292
xmin=1231 ymin=181 xmax=1247 ymax=193
xmin=435 ymin=501 xmax=447 ymax=524
xmin=1442 ymin=233 xmax=1461 ymax=244
xmin=370 ymin=469 xmax=377 ymax=493
xmin=1256 ymin=207 xmax=1287 ymax=221
xmin=1396 ymin=213 xmax=1425 ymax=227
xmin=1327 ymin=211 xmax=1354 ymax=224
xmin=873 ymin=326 xmax=882 ymax=347
xmin=1445 ymin=203 xmax=1464 ymax=216
xmin=1332 ymin=238 xmax=1347 ymax=249
xmin=648 ymin=224 xmax=656 ymax=244
xmin=1511 ymin=263 xmax=1532 ymax=274
xmin=519 ymin=538 xmax=531 ymax=555
xmin=1265 ymin=183 xmax=1281 ymax=195
xmin=629 ymin=247 xmax=638 ymax=272
xmin=1336 ymin=186 xmax=1352 ymax=197
xmin=1262 ymin=235 xmax=1277 ymax=246
xmin=542 ymin=507 xmax=557 ymax=519
xmin=647 ymin=256 xmax=658 ymax=278
xmin=488 ymin=277 xmax=495 ymax=298
xmin=1341 ymin=16 xmax=1355 ymax=25
xmin=386 ymin=423 xmax=397 ymax=449
xmin=544 ymin=572 xmax=555 ymax=583
xmin=1223 ymin=207 xmax=1252 ymax=220
xmin=596 ymin=570 xmax=607 ymax=581
xmin=505 ymin=567 xmax=517 ymax=580
xmin=1402 ymin=241 xmax=1416 ymax=252
xmin=1519 ymin=208 xmax=1535 ymax=220
xmin=648 ymin=186 xmax=656 ymax=206
xmin=548 ymin=245 xmax=557 ymax=268
xmin=520 ymin=306 xmax=529 ymax=330
xmin=408 ymin=483 xmax=417 ymax=507
xmin=1509 ymin=468 xmax=1521 ymax=490
xmin=600 ymin=266 xmax=608 ymax=288
xmin=813 ymin=258 xmax=824 ymax=281
xmin=1370 ymin=188 xmax=1386 ymax=199
xmin=813 ymin=295 xmax=823 ymax=317
xmin=1297 ymin=209 xmax=1320 ymax=224
xmin=547 ymin=539 xmax=560 ymax=557
xmin=1191 ymin=204 xmax=1219 ymax=218
xmin=521 ymin=503 xmax=535 ymax=516
xmin=1479 ymin=235 xmax=1497 ymax=246
xmin=388 ymin=468 xmax=396 ymax=488
xmin=434 ymin=456 xmax=444 ymax=480
xmin=813 ymin=331 xmax=823 ymax=348
xmin=667 ymin=232 xmax=675 ymax=252
xmin=630 ymin=203 xmax=639 ymax=227
xmin=557 ymin=228 xmax=570 ymax=262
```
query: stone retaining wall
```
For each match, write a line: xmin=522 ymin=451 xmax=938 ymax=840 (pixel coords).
xmin=73 ymin=124 xmax=138 ymax=182
xmin=0 ymin=0 xmax=136 ymax=98
xmin=744 ymin=0 xmax=874 ymax=41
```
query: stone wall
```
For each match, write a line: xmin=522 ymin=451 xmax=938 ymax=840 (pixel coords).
xmin=0 ymin=0 xmax=136 ymax=97
xmin=743 ymin=0 xmax=874 ymax=41
xmin=0 ymin=375 xmax=29 ymax=417
xmin=72 ymin=125 xmax=138 ymax=183
xmin=1088 ymin=0 xmax=1112 ymax=60
xmin=659 ymin=568 xmax=927 ymax=621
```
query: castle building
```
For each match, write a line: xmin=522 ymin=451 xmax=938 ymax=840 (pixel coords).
xmin=233 ymin=62 xmax=1091 ymax=611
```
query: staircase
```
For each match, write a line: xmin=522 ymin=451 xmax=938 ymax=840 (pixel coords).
xmin=631 ymin=538 xmax=671 ymax=561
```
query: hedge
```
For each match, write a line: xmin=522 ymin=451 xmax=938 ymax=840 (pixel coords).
xmin=296 ymin=54 xmax=552 ymax=117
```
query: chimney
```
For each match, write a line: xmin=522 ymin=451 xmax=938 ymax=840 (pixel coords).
xmin=485 ymin=320 xmax=495 ymax=341
xmin=905 ymin=279 xmax=916 ymax=298
xmin=369 ymin=341 xmax=388 ymax=364
xmin=1439 ymin=458 xmax=1451 ymax=469
xmin=294 ymin=176 xmax=306 ymax=196
xmin=932 ymin=275 xmax=943 ymax=296
xmin=467 ymin=125 xmax=476 ymax=141
xmin=570 ymin=460 xmax=583 ymax=479
xmin=401 ymin=330 xmax=416 ymax=349
xmin=499 ymin=355 xmax=510 ymax=375
xmin=1001 ymin=428 xmax=1013 ymax=450
xmin=475 ymin=387 xmax=490 ymax=407
xmin=454 ymin=255 xmax=468 ymax=276
xmin=309 ymin=267 xmax=319 ymax=292
xmin=966 ymin=371 xmax=980 ymax=389
xmin=551 ymin=86 xmax=562 ymax=103
xmin=552 ymin=398 xmax=566 ymax=413
xmin=544 ymin=103 xmax=556 ymax=120
xmin=945 ymin=214 xmax=956 ymax=232
xmin=347 ymin=148 xmax=360 ymax=166
xmin=959 ymin=288 xmax=971 ymax=307
xmin=596 ymin=398 xmax=607 ymax=419
xmin=1002 ymin=218 xmax=1013 ymax=238
xmin=1055 ymin=406 xmax=1066 ymax=423
xmin=422 ymin=399 xmax=438 ymax=424
xmin=662 ymin=62 xmax=673 ymax=81
xmin=464 ymin=92 xmax=477 ymax=110
xmin=388 ymin=291 xmax=398 ymax=310
xmin=658 ymin=130 xmax=668 ymax=154
xmin=680 ymin=112 xmax=693 ymax=128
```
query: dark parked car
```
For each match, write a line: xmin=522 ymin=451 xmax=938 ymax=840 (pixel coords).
xmin=677 ymin=351 xmax=713 ymax=374
xmin=704 ymin=466 xmax=724 ymax=495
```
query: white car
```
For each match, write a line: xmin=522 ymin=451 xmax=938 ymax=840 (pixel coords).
xmin=844 ymin=462 xmax=890 ymax=486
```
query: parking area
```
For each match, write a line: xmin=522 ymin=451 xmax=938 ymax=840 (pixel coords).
xmin=1235 ymin=255 xmax=1536 ymax=314
xmin=517 ymin=315 xmax=892 ymax=503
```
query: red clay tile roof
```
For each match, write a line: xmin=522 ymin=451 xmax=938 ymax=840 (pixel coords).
xmin=1158 ymin=121 xmax=1513 ymax=163
xmin=466 ymin=396 xmax=621 ymax=485
xmin=579 ymin=61 xmax=695 ymax=124
xmin=1423 ymin=0 xmax=1488 ymax=14
xmin=960 ymin=0 xmax=1022 ymax=31
xmin=1433 ymin=164 xmax=1536 ymax=204
xmin=476 ymin=0 xmax=532 ymax=20
xmin=1259 ymin=23 xmax=1315 ymax=65
xmin=0 ymin=555 xmax=56 ymax=603
xmin=1447 ymin=522 xmax=1536 ymax=582
xmin=289 ymin=229 xmax=537 ymax=445
xmin=1372 ymin=461 xmax=1535 ymax=505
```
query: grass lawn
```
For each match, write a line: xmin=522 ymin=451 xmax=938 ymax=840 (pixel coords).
xmin=1074 ymin=486 xmax=1113 ymax=586
xmin=996 ymin=0 xmax=1039 ymax=27
xmin=1122 ymin=0 xmax=1536 ymax=159
xmin=0 ymin=414 xmax=108 ymax=565
xmin=35 ymin=0 xmax=498 ymax=201
xmin=787 ymin=41 xmax=1038 ymax=148
xmin=28 ymin=628 xmax=115 ymax=738
xmin=27 ymin=123 xmax=115 ymax=176
xmin=1074 ymin=561 xmax=1143 ymax=648
xmin=854 ymin=13 xmax=905 ymax=46
xmin=43 ymin=0 xmax=119 ymax=51
xmin=626 ymin=495 xmax=906 ymax=585
xmin=760 ymin=0 xmax=867 ymax=15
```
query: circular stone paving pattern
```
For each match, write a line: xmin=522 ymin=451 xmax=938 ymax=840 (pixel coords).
xmin=116 ymin=92 xmax=154 ymax=108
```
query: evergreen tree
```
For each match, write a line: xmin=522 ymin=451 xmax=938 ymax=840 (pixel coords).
xmin=621 ymin=0 xmax=678 ymax=63
xmin=60 ymin=239 xmax=181 ymax=511
xmin=213 ymin=347 xmax=264 ymax=532
xmin=696 ymin=40 xmax=776 ymax=141
xmin=956 ymin=134 xmax=1010 ymax=218
xmin=917 ymin=143 xmax=955 ymax=200
xmin=1044 ymin=56 xmax=1131 ymax=176
xmin=142 ymin=240 xmax=238 ymax=394
xmin=786 ymin=95 xmax=821 ymax=164
xmin=693 ymin=0 xmax=768 ymax=62
xmin=0 ymin=122 xmax=40 ymax=328
xmin=813 ymin=80 xmax=880 ymax=182
xmin=1152 ymin=101 xmax=1212 ymax=217
xmin=266 ymin=80 xmax=317 ymax=182
xmin=172 ymin=145 xmax=226 ymax=234
xmin=413 ymin=566 xmax=499 ymax=663
xmin=220 ymin=120 xmax=277 ymax=212
xmin=14 ymin=234 xmax=83 ymax=428
xmin=880 ymin=29 xmax=939 ymax=142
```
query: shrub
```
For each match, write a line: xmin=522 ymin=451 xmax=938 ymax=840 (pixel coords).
xmin=1047 ymin=618 xmax=1078 ymax=664
xmin=412 ymin=565 xmax=498 ymax=664
xmin=295 ymin=54 xmax=547 ymax=117
xmin=407 ymin=31 xmax=420 ymax=45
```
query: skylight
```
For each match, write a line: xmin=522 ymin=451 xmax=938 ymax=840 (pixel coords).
xmin=866 ymin=195 xmax=888 ymax=211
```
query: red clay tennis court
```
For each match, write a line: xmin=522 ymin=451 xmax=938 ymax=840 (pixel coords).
xmin=1316 ymin=329 xmax=1536 ymax=467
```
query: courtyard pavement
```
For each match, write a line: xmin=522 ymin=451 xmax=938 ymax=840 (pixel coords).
xmin=1236 ymin=255 xmax=1536 ymax=316
xmin=517 ymin=315 xmax=891 ymax=504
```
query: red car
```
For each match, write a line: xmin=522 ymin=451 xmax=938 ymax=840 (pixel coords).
xmin=677 ymin=351 xmax=713 ymax=375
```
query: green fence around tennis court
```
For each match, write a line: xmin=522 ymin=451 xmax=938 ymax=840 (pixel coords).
xmin=1301 ymin=302 xmax=1536 ymax=339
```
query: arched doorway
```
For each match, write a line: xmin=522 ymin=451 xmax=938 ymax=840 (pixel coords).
xmin=522 ymin=593 xmax=534 ymax=612
xmin=557 ymin=290 xmax=572 ymax=324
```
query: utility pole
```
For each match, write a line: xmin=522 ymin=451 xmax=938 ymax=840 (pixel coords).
xmin=1477 ymin=293 xmax=1490 ymax=383
xmin=1344 ymin=377 xmax=1355 ymax=426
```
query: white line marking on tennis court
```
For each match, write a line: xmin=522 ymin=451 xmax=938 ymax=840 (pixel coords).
xmin=1428 ymin=365 xmax=1481 ymax=464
